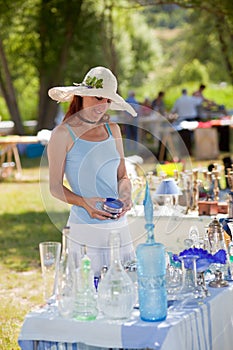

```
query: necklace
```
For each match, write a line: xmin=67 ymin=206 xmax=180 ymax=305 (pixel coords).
xmin=76 ymin=114 xmax=97 ymax=124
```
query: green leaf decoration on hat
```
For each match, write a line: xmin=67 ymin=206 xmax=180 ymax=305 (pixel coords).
xmin=85 ymin=76 xmax=103 ymax=89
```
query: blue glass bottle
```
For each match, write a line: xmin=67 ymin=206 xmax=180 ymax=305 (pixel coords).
xmin=136 ymin=182 xmax=167 ymax=322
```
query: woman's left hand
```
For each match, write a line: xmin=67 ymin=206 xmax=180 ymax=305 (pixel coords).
xmin=118 ymin=197 xmax=132 ymax=218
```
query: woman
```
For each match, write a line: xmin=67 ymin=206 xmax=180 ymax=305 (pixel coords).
xmin=47 ymin=66 xmax=137 ymax=276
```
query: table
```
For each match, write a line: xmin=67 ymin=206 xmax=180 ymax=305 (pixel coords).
xmin=127 ymin=206 xmax=214 ymax=253
xmin=0 ymin=135 xmax=39 ymax=177
xmin=133 ymin=114 xmax=233 ymax=160
xmin=0 ymin=120 xmax=15 ymax=135
xmin=18 ymin=282 xmax=233 ymax=350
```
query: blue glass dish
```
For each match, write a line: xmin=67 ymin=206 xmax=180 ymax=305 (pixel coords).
xmin=103 ymin=198 xmax=123 ymax=218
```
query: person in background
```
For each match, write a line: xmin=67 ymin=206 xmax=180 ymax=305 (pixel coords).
xmin=151 ymin=91 xmax=166 ymax=115
xmin=172 ymin=88 xmax=202 ymax=122
xmin=139 ymin=97 xmax=152 ymax=116
xmin=171 ymin=88 xmax=202 ymax=154
xmin=193 ymin=84 xmax=209 ymax=102
xmin=193 ymin=84 xmax=229 ymax=151
xmin=47 ymin=66 xmax=137 ymax=277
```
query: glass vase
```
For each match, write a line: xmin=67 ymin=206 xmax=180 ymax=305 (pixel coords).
xmin=176 ymin=255 xmax=199 ymax=300
xmin=98 ymin=230 xmax=136 ymax=320
xmin=57 ymin=226 xmax=76 ymax=318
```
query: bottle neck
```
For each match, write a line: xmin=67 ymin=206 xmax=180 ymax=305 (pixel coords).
xmin=110 ymin=231 xmax=122 ymax=267
xmin=145 ymin=223 xmax=155 ymax=244
xmin=61 ymin=226 xmax=70 ymax=257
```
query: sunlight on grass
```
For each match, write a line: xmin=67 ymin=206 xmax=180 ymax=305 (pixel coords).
xmin=0 ymin=266 xmax=43 ymax=349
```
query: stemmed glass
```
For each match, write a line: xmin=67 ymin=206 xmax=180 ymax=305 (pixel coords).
xmin=39 ymin=241 xmax=61 ymax=313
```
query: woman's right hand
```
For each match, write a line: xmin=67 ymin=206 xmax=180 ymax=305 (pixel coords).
xmin=82 ymin=197 xmax=113 ymax=220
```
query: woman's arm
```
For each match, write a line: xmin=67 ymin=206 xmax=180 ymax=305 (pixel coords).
xmin=47 ymin=125 xmax=113 ymax=220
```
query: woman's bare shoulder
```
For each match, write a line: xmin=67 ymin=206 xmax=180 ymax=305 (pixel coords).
xmin=50 ymin=123 xmax=69 ymax=138
xmin=108 ymin=121 xmax=121 ymax=136
xmin=48 ymin=123 xmax=73 ymax=150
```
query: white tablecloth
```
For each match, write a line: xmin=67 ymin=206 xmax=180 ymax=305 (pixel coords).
xmin=18 ymin=283 xmax=233 ymax=350
xmin=127 ymin=206 xmax=215 ymax=253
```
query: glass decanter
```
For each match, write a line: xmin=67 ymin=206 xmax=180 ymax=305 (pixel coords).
xmin=98 ymin=230 xmax=136 ymax=320
xmin=208 ymin=217 xmax=228 ymax=279
xmin=136 ymin=182 xmax=167 ymax=322
xmin=74 ymin=246 xmax=98 ymax=321
xmin=57 ymin=226 xmax=76 ymax=318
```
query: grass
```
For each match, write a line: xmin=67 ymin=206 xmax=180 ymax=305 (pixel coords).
xmin=0 ymin=145 xmax=232 ymax=349
xmin=0 ymin=157 xmax=61 ymax=350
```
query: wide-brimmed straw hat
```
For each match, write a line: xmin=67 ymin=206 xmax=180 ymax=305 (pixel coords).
xmin=48 ymin=66 xmax=137 ymax=116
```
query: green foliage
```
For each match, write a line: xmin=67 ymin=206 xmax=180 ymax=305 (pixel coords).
xmin=0 ymin=0 xmax=233 ymax=125
xmin=170 ymin=59 xmax=210 ymax=85
xmin=143 ymin=3 xmax=190 ymax=28
xmin=110 ymin=8 xmax=163 ymax=95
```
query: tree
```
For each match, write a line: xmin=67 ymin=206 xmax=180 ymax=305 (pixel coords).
xmin=0 ymin=36 xmax=24 ymax=134
xmin=1 ymin=0 xmax=232 ymax=133
xmin=131 ymin=0 xmax=233 ymax=84
xmin=0 ymin=0 xmax=162 ymax=131
xmin=0 ymin=0 xmax=27 ymax=134
xmin=36 ymin=0 xmax=84 ymax=130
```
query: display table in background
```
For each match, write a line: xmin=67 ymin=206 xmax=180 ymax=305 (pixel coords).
xmin=18 ymin=283 xmax=233 ymax=350
xmin=0 ymin=135 xmax=40 ymax=177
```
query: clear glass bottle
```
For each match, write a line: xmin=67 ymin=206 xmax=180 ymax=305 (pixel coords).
xmin=208 ymin=217 xmax=227 ymax=253
xmin=74 ymin=246 xmax=98 ymax=321
xmin=57 ymin=226 xmax=76 ymax=318
xmin=208 ymin=217 xmax=228 ymax=279
xmin=98 ymin=230 xmax=136 ymax=319
xmin=136 ymin=182 xmax=167 ymax=322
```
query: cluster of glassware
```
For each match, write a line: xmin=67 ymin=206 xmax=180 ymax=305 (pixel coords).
xmin=166 ymin=215 xmax=233 ymax=303
xmin=38 ymin=182 xmax=168 ymax=322
xmin=39 ymin=183 xmax=232 ymax=322
xmin=39 ymin=227 xmax=137 ymax=321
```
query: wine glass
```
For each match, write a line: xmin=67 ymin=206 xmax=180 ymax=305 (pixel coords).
xmin=39 ymin=241 xmax=61 ymax=312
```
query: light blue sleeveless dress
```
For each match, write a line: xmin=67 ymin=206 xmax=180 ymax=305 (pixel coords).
xmin=64 ymin=123 xmax=135 ymax=276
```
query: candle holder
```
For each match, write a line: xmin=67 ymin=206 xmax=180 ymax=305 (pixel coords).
xmin=191 ymin=169 xmax=200 ymax=211
xmin=209 ymin=270 xmax=229 ymax=288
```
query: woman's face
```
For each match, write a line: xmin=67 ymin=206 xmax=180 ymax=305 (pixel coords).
xmin=82 ymin=96 xmax=111 ymax=121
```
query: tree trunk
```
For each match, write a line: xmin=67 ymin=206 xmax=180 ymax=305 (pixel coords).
xmin=36 ymin=0 xmax=83 ymax=131
xmin=215 ymin=18 xmax=233 ymax=84
xmin=0 ymin=37 xmax=24 ymax=134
